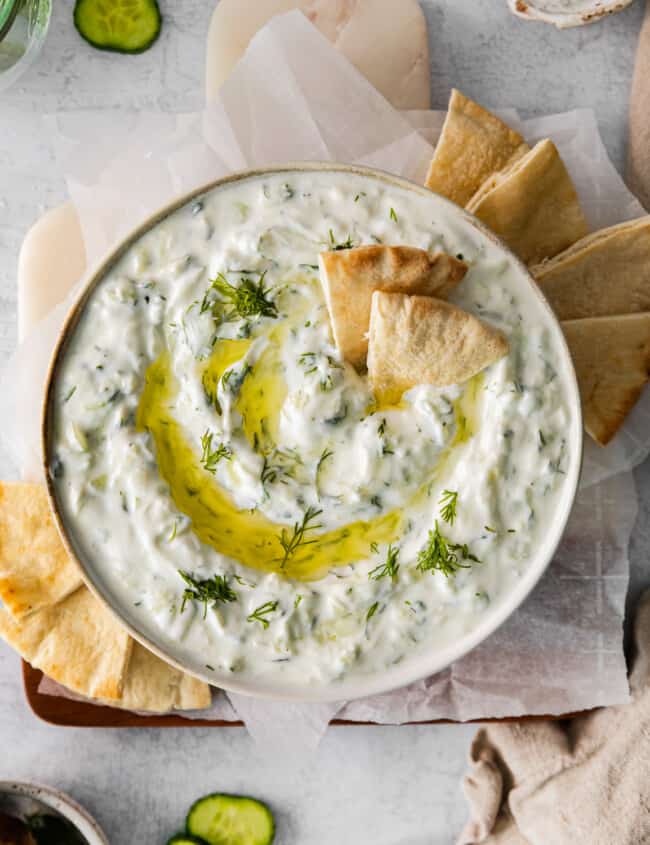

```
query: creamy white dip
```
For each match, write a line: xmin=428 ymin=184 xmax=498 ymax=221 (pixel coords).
xmin=50 ymin=170 xmax=575 ymax=689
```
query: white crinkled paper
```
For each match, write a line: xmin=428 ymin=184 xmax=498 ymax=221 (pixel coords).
xmin=1 ymin=12 xmax=646 ymax=738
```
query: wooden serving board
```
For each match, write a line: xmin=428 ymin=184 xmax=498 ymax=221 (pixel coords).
xmin=22 ymin=662 xmax=584 ymax=728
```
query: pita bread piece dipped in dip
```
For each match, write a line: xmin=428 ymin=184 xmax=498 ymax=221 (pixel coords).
xmin=367 ymin=291 xmax=509 ymax=405
xmin=319 ymin=245 xmax=467 ymax=370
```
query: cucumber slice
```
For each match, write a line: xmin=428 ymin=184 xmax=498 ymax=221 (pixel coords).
xmin=73 ymin=0 xmax=162 ymax=54
xmin=186 ymin=794 xmax=275 ymax=845
xmin=167 ymin=836 xmax=207 ymax=845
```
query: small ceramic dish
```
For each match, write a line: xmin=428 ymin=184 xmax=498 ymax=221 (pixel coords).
xmin=0 ymin=781 xmax=109 ymax=845
xmin=508 ymin=0 xmax=637 ymax=28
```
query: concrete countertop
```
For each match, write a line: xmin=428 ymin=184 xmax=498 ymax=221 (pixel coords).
xmin=0 ymin=2 xmax=646 ymax=842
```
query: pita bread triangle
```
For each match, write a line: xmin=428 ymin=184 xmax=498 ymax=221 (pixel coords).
xmin=367 ymin=291 xmax=509 ymax=405
xmin=562 ymin=313 xmax=650 ymax=445
xmin=533 ymin=217 xmax=650 ymax=319
xmin=425 ymin=88 xmax=529 ymax=207
xmin=466 ymin=138 xmax=588 ymax=265
xmin=319 ymin=245 xmax=466 ymax=369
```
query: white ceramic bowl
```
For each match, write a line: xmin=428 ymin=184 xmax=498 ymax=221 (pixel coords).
xmin=0 ymin=781 xmax=108 ymax=845
xmin=42 ymin=163 xmax=583 ymax=703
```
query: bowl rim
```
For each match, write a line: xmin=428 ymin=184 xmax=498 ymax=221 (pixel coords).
xmin=0 ymin=780 xmax=109 ymax=844
xmin=509 ymin=0 xmax=635 ymax=27
xmin=41 ymin=161 xmax=583 ymax=704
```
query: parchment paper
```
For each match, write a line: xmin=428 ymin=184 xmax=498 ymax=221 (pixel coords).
xmin=1 ymin=12 xmax=646 ymax=739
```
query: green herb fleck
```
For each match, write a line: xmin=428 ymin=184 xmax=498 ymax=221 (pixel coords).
xmin=201 ymin=272 xmax=277 ymax=321
xmin=389 ymin=207 xmax=398 ymax=222
xmin=200 ymin=430 xmax=232 ymax=474
xmin=439 ymin=489 xmax=458 ymax=525
xmin=278 ymin=506 xmax=323 ymax=568
xmin=63 ymin=386 xmax=77 ymax=403
xmin=369 ymin=544 xmax=400 ymax=581
xmin=247 ymin=600 xmax=279 ymax=629
xmin=178 ymin=571 xmax=238 ymax=618
xmin=294 ymin=594 xmax=303 ymax=609
xmin=328 ymin=229 xmax=355 ymax=251
xmin=416 ymin=521 xmax=480 ymax=578
xmin=366 ymin=601 xmax=379 ymax=622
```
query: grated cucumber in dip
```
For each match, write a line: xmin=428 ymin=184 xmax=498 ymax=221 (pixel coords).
xmin=50 ymin=170 xmax=575 ymax=688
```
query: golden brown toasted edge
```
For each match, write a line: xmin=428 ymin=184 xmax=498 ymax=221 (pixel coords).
xmin=466 ymin=138 xmax=589 ymax=266
xmin=319 ymin=245 xmax=467 ymax=370
xmin=562 ymin=313 xmax=650 ymax=446
xmin=424 ymin=88 xmax=529 ymax=207
xmin=98 ymin=642 xmax=212 ymax=713
xmin=532 ymin=217 xmax=650 ymax=320
xmin=367 ymin=291 xmax=509 ymax=405
xmin=0 ymin=586 xmax=132 ymax=701
xmin=0 ymin=481 xmax=83 ymax=619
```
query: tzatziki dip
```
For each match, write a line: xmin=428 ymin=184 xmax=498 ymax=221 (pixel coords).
xmin=49 ymin=168 xmax=578 ymax=692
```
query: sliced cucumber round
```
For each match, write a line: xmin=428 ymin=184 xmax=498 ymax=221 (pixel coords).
xmin=167 ymin=836 xmax=207 ymax=845
xmin=73 ymin=0 xmax=162 ymax=54
xmin=186 ymin=794 xmax=275 ymax=845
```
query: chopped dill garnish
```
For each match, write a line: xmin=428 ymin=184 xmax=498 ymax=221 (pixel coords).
xmin=202 ymin=371 xmax=222 ymax=415
xmin=63 ymin=386 xmax=77 ymax=403
xmin=277 ymin=506 xmax=323 ymax=567
xmin=247 ymin=600 xmax=279 ymax=629
xmin=389 ymin=207 xmax=398 ymax=222
xmin=377 ymin=418 xmax=393 ymax=455
xmin=294 ymin=594 xmax=303 ymax=609
xmin=315 ymin=448 xmax=333 ymax=493
xmin=439 ymin=489 xmax=458 ymax=525
xmin=298 ymin=351 xmax=318 ymax=374
xmin=366 ymin=602 xmax=379 ymax=622
xmin=416 ymin=521 xmax=480 ymax=578
xmin=368 ymin=544 xmax=400 ymax=581
xmin=167 ymin=521 xmax=178 ymax=542
xmin=201 ymin=271 xmax=277 ymax=321
xmin=538 ymin=430 xmax=547 ymax=448
xmin=178 ymin=570 xmax=238 ymax=618
xmin=328 ymin=229 xmax=355 ymax=251
xmin=200 ymin=430 xmax=232 ymax=474
xmin=484 ymin=525 xmax=497 ymax=533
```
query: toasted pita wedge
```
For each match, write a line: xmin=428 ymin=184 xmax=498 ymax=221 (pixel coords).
xmin=319 ymin=245 xmax=467 ymax=370
xmin=99 ymin=643 xmax=212 ymax=713
xmin=467 ymin=139 xmax=588 ymax=265
xmin=425 ymin=89 xmax=529 ymax=207
xmin=367 ymin=291 xmax=509 ymax=404
xmin=533 ymin=217 xmax=650 ymax=320
xmin=0 ymin=482 xmax=82 ymax=619
xmin=562 ymin=313 xmax=650 ymax=446
xmin=0 ymin=586 xmax=131 ymax=700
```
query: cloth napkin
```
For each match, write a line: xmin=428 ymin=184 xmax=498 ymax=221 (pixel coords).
xmin=628 ymin=0 xmax=650 ymax=210
xmin=458 ymin=590 xmax=650 ymax=845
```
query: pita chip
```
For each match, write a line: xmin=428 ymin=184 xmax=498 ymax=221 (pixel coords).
xmin=563 ymin=313 xmax=650 ymax=446
xmin=467 ymin=138 xmax=588 ymax=265
xmin=425 ymin=89 xmax=529 ymax=207
xmin=0 ymin=482 xmax=82 ymax=619
xmin=101 ymin=643 xmax=212 ymax=713
xmin=0 ymin=586 xmax=132 ymax=700
xmin=533 ymin=217 xmax=650 ymax=320
xmin=367 ymin=291 xmax=509 ymax=405
xmin=319 ymin=245 xmax=467 ymax=370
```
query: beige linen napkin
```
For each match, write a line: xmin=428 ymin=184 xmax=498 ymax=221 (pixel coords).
xmin=628 ymin=0 xmax=650 ymax=210
xmin=457 ymin=590 xmax=650 ymax=845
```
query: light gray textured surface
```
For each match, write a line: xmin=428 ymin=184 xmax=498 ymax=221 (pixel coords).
xmin=0 ymin=2 xmax=646 ymax=843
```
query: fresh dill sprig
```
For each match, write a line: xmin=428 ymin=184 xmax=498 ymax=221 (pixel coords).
xmin=328 ymin=229 xmax=355 ymax=251
xmin=200 ymin=430 xmax=232 ymax=474
xmin=278 ymin=506 xmax=323 ymax=568
xmin=178 ymin=570 xmax=238 ymax=618
xmin=416 ymin=521 xmax=480 ymax=578
xmin=368 ymin=544 xmax=400 ymax=581
xmin=439 ymin=489 xmax=458 ymax=525
xmin=201 ymin=272 xmax=277 ymax=321
xmin=247 ymin=600 xmax=279 ymax=629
